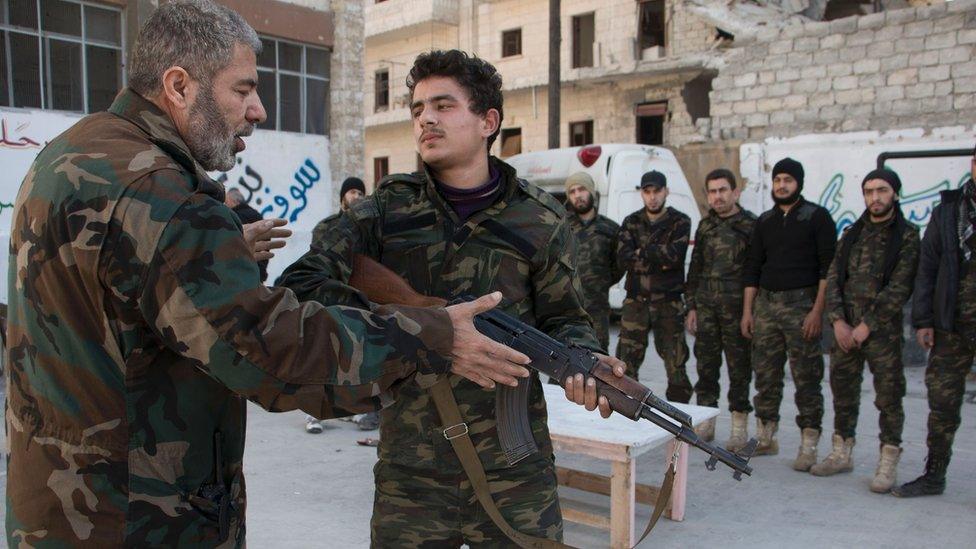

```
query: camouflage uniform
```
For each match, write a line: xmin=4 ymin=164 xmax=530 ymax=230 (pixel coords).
xmin=278 ymin=158 xmax=600 ymax=547
xmin=4 ymin=88 xmax=454 ymax=548
xmin=311 ymin=211 xmax=342 ymax=248
xmin=686 ymin=208 xmax=757 ymax=412
xmin=824 ymin=212 xmax=919 ymax=446
xmin=748 ymin=199 xmax=836 ymax=431
xmin=925 ymin=235 xmax=976 ymax=461
xmin=615 ymin=206 xmax=692 ymax=402
xmin=567 ymin=212 xmax=623 ymax=349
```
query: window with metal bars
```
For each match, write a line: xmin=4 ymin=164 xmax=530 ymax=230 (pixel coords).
xmin=0 ymin=0 xmax=123 ymax=113
xmin=256 ymin=35 xmax=331 ymax=135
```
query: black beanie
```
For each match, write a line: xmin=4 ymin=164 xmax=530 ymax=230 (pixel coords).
xmin=340 ymin=177 xmax=366 ymax=196
xmin=772 ymin=157 xmax=805 ymax=189
xmin=861 ymin=168 xmax=902 ymax=195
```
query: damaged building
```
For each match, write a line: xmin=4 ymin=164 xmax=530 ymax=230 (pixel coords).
xmin=362 ymin=0 xmax=976 ymax=185
xmin=363 ymin=0 xmax=731 ymax=184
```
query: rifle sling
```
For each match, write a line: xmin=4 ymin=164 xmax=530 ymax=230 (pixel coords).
xmin=428 ymin=377 xmax=675 ymax=548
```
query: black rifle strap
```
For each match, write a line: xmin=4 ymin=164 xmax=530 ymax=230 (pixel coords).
xmin=429 ymin=378 xmax=675 ymax=549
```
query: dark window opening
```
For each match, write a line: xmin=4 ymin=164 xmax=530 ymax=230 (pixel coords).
xmin=500 ymin=128 xmax=522 ymax=157
xmin=637 ymin=0 xmax=666 ymax=55
xmin=374 ymin=156 xmax=389 ymax=185
xmin=375 ymin=69 xmax=389 ymax=111
xmin=571 ymin=13 xmax=595 ymax=68
xmin=569 ymin=120 xmax=593 ymax=147
xmin=635 ymin=102 xmax=666 ymax=145
xmin=681 ymin=74 xmax=712 ymax=125
xmin=823 ymin=0 xmax=875 ymax=21
xmin=502 ymin=28 xmax=522 ymax=57
xmin=716 ymin=28 xmax=734 ymax=42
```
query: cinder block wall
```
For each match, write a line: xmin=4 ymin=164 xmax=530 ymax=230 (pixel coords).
xmin=707 ymin=0 xmax=976 ymax=140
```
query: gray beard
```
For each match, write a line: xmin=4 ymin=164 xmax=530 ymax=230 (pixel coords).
xmin=186 ymin=85 xmax=238 ymax=172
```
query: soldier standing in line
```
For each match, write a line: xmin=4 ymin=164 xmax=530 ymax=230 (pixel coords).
xmin=685 ymin=169 xmax=757 ymax=445
xmin=894 ymin=146 xmax=976 ymax=497
xmin=303 ymin=176 xmax=372 ymax=434
xmin=741 ymin=158 xmax=837 ymax=471
xmin=3 ymin=3 xmax=536 ymax=546
xmin=810 ymin=169 xmax=918 ymax=494
xmin=615 ymin=171 xmax=693 ymax=402
xmin=278 ymin=50 xmax=624 ymax=546
xmin=564 ymin=172 xmax=623 ymax=350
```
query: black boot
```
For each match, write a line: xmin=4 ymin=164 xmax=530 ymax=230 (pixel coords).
xmin=891 ymin=454 xmax=948 ymax=497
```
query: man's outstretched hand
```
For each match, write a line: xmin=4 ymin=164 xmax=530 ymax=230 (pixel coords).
xmin=243 ymin=218 xmax=291 ymax=261
xmin=445 ymin=292 xmax=531 ymax=389
xmin=563 ymin=353 xmax=625 ymax=418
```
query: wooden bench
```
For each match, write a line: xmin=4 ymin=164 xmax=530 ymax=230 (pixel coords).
xmin=543 ymin=384 xmax=720 ymax=548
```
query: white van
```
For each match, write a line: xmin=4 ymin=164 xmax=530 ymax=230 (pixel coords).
xmin=506 ymin=144 xmax=702 ymax=309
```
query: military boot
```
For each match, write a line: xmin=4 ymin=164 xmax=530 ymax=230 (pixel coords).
xmin=754 ymin=419 xmax=779 ymax=456
xmin=695 ymin=417 xmax=716 ymax=442
xmin=891 ymin=454 xmax=948 ymax=497
xmin=809 ymin=433 xmax=854 ymax=476
xmin=869 ymin=444 xmax=902 ymax=493
xmin=792 ymin=428 xmax=820 ymax=472
xmin=726 ymin=411 xmax=749 ymax=452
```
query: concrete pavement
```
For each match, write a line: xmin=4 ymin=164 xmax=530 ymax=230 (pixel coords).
xmin=1 ymin=328 xmax=973 ymax=548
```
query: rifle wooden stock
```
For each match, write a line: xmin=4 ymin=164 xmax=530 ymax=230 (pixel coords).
xmin=349 ymin=254 xmax=447 ymax=308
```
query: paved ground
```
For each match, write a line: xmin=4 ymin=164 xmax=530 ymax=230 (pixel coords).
xmin=1 ymin=327 xmax=974 ymax=548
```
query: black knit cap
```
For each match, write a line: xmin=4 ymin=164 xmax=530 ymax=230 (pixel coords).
xmin=340 ymin=177 xmax=366 ymax=196
xmin=639 ymin=170 xmax=667 ymax=189
xmin=772 ymin=157 xmax=805 ymax=188
xmin=861 ymin=168 xmax=902 ymax=195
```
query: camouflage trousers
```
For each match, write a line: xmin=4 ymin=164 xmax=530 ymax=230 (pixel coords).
xmin=923 ymin=329 xmax=975 ymax=461
xmin=693 ymin=290 xmax=752 ymax=412
xmin=370 ymin=456 xmax=562 ymax=548
xmin=615 ymin=296 xmax=692 ymax=403
xmin=828 ymin=325 xmax=906 ymax=446
xmin=752 ymin=287 xmax=825 ymax=430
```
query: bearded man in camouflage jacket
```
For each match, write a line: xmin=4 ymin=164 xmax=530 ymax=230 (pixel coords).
xmin=4 ymin=3 xmax=533 ymax=546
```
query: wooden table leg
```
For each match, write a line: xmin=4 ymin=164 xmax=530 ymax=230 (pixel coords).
xmin=610 ymin=459 xmax=636 ymax=549
xmin=665 ymin=439 xmax=689 ymax=521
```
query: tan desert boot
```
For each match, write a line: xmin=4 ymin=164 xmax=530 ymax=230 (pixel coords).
xmin=754 ymin=418 xmax=779 ymax=456
xmin=810 ymin=433 xmax=854 ymax=476
xmin=726 ymin=411 xmax=749 ymax=452
xmin=869 ymin=444 xmax=902 ymax=493
xmin=695 ymin=417 xmax=716 ymax=442
xmin=792 ymin=428 xmax=821 ymax=471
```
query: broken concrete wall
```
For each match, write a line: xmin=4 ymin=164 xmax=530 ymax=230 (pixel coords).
xmin=706 ymin=0 xmax=976 ymax=141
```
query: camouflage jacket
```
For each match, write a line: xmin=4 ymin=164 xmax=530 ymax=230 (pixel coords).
xmin=278 ymin=157 xmax=600 ymax=473
xmin=826 ymin=210 xmax=920 ymax=330
xmin=4 ymin=88 xmax=454 ymax=548
xmin=310 ymin=211 xmax=342 ymax=248
xmin=616 ymin=206 xmax=691 ymax=299
xmin=685 ymin=207 xmax=756 ymax=309
xmin=567 ymin=213 xmax=623 ymax=312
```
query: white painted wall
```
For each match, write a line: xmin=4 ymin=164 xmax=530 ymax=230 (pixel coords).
xmin=739 ymin=126 xmax=976 ymax=235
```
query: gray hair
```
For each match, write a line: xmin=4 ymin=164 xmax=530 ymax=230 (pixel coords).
xmin=128 ymin=0 xmax=261 ymax=96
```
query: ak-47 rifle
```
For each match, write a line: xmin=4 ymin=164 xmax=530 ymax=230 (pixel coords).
xmin=348 ymin=254 xmax=757 ymax=479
